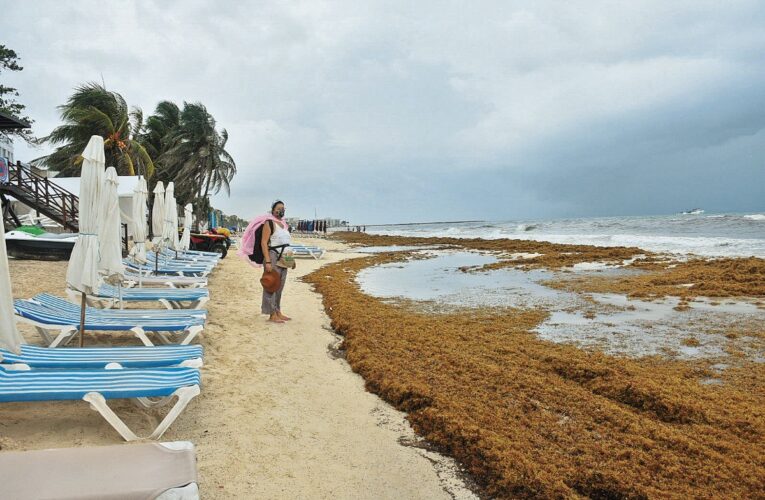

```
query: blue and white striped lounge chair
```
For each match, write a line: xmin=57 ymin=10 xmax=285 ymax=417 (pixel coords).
xmin=123 ymin=267 xmax=208 ymax=288
xmin=161 ymin=247 xmax=220 ymax=263
xmin=125 ymin=260 xmax=210 ymax=277
xmin=147 ymin=251 xmax=216 ymax=269
xmin=14 ymin=294 xmax=206 ymax=347
xmin=162 ymin=246 xmax=221 ymax=258
xmin=142 ymin=260 xmax=213 ymax=275
xmin=71 ymin=284 xmax=210 ymax=310
xmin=290 ymin=245 xmax=326 ymax=259
xmin=0 ymin=364 xmax=200 ymax=441
xmin=0 ymin=344 xmax=203 ymax=370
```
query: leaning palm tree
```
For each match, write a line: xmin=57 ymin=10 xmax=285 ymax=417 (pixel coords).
xmin=137 ymin=100 xmax=181 ymax=198
xmin=40 ymin=83 xmax=154 ymax=177
xmin=160 ymin=102 xmax=236 ymax=214
xmin=139 ymin=100 xmax=180 ymax=162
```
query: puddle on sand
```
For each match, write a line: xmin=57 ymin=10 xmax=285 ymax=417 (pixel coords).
xmin=357 ymin=250 xmax=578 ymax=309
xmin=357 ymin=250 xmax=765 ymax=362
xmin=536 ymin=293 xmax=763 ymax=359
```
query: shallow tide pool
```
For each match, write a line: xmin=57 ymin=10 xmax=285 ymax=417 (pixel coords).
xmin=356 ymin=249 xmax=765 ymax=361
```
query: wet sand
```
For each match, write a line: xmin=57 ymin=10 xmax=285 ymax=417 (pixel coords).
xmin=1 ymin=239 xmax=475 ymax=499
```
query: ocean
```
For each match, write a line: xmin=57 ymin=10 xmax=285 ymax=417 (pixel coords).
xmin=365 ymin=212 xmax=765 ymax=258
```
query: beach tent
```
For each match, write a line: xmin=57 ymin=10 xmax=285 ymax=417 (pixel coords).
xmin=65 ymin=135 xmax=104 ymax=345
xmin=50 ymin=175 xmax=139 ymax=236
xmin=152 ymin=181 xmax=165 ymax=243
xmin=0 ymin=222 xmax=23 ymax=354
xmin=129 ymin=176 xmax=148 ymax=264
xmin=98 ymin=167 xmax=125 ymax=284
xmin=180 ymin=203 xmax=192 ymax=251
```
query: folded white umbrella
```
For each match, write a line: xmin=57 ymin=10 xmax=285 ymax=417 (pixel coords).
xmin=66 ymin=136 xmax=103 ymax=295
xmin=98 ymin=167 xmax=125 ymax=284
xmin=129 ymin=176 xmax=148 ymax=264
xmin=66 ymin=135 xmax=104 ymax=345
xmin=162 ymin=182 xmax=180 ymax=252
xmin=0 ymin=222 xmax=24 ymax=354
xmin=151 ymin=181 xmax=165 ymax=243
xmin=180 ymin=203 xmax=192 ymax=251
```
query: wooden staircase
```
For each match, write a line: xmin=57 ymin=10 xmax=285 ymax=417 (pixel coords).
xmin=1 ymin=161 xmax=79 ymax=232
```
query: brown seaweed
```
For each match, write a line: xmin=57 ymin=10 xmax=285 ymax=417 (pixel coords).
xmin=306 ymin=243 xmax=765 ymax=499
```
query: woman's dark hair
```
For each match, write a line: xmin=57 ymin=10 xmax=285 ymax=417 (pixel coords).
xmin=271 ymin=200 xmax=284 ymax=211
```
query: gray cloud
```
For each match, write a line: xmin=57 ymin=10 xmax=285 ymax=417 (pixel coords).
xmin=4 ymin=0 xmax=764 ymax=223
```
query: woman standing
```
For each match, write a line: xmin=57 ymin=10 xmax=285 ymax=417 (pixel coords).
xmin=261 ymin=200 xmax=291 ymax=323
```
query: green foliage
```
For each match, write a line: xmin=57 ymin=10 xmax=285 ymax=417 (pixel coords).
xmin=40 ymin=83 xmax=242 ymax=222
xmin=0 ymin=44 xmax=34 ymax=142
xmin=40 ymin=83 xmax=154 ymax=177
xmin=140 ymin=100 xmax=236 ymax=218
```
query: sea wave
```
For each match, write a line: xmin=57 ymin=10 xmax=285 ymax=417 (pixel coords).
xmin=370 ymin=225 xmax=764 ymax=258
xmin=744 ymin=214 xmax=765 ymax=221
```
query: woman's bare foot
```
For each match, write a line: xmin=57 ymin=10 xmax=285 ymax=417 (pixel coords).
xmin=277 ymin=312 xmax=292 ymax=321
xmin=268 ymin=313 xmax=285 ymax=323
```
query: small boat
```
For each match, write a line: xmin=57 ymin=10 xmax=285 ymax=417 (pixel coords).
xmin=681 ymin=208 xmax=704 ymax=215
xmin=5 ymin=230 xmax=78 ymax=260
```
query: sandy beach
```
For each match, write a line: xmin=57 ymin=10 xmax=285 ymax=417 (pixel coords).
xmin=3 ymin=232 xmax=764 ymax=498
xmin=1 ymin=239 xmax=475 ymax=499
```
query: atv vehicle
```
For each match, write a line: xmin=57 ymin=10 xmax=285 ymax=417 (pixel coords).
xmin=189 ymin=231 xmax=231 ymax=258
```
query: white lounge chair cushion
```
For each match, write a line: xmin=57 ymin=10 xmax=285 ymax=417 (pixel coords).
xmin=0 ymin=441 xmax=198 ymax=499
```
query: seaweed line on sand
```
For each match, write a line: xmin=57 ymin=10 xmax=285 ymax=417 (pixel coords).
xmin=304 ymin=235 xmax=765 ymax=499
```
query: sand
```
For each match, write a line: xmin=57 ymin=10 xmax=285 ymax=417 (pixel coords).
xmin=1 ymin=239 xmax=475 ymax=499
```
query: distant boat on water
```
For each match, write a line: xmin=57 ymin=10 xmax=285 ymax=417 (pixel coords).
xmin=680 ymin=208 xmax=704 ymax=215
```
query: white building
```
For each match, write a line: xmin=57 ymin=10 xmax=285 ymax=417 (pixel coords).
xmin=0 ymin=136 xmax=14 ymax=163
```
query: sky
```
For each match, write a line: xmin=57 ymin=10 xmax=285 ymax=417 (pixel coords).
xmin=3 ymin=0 xmax=764 ymax=224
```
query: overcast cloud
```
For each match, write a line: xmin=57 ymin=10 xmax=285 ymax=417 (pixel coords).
xmin=3 ymin=0 xmax=764 ymax=223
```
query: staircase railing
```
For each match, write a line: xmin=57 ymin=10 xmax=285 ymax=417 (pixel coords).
xmin=1 ymin=161 xmax=79 ymax=231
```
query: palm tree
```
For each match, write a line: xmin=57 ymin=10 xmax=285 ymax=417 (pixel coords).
xmin=139 ymin=100 xmax=180 ymax=161
xmin=160 ymin=102 xmax=236 ymax=214
xmin=40 ymin=83 xmax=154 ymax=177
xmin=137 ymin=100 xmax=180 ymax=198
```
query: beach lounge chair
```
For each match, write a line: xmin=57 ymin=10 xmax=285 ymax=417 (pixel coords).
xmin=161 ymin=247 xmax=220 ymax=263
xmin=14 ymin=294 xmax=206 ymax=347
xmin=123 ymin=267 xmax=208 ymax=288
xmin=0 ymin=364 xmax=200 ymax=441
xmin=0 ymin=343 xmax=203 ymax=369
xmin=147 ymin=251 xmax=216 ymax=269
xmin=70 ymin=284 xmax=210 ymax=310
xmin=0 ymin=441 xmax=199 ymax=499
xmin=125 ymin=260 xmax=210 ymax=277
xmin=291 ymin=245 xmax=326 ymax=259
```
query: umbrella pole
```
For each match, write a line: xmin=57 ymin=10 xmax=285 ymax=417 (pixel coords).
xmin=79 ymin=292 xmax=86 ymax=347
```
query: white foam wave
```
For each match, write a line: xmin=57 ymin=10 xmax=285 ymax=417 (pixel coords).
xmin=369 ymin=228 xmax=765 ymax=258
xmin=744 ymin=214 xmax=765 ymax=221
